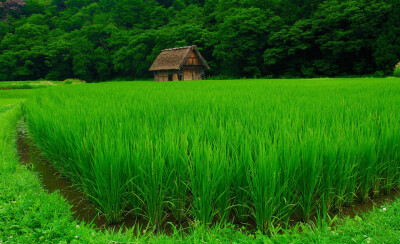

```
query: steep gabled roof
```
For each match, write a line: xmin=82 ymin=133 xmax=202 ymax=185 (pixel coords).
xmin=148 ymin=45 xmax=210 ymax=71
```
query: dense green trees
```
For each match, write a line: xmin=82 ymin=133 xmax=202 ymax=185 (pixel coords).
xmin=0 ymin=0 xmax=399 ymax=81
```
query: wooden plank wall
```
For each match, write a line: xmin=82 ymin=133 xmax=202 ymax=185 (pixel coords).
xmin=182 ymin=67 xmax=204 ymax=81
xmin=184 ymin=51 xmax=201 ymax=66
xmin=154 ymin=71 xmax=179 ymax=81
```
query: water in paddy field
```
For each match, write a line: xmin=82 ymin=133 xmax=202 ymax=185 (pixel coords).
xmin=16 ymin=120 xmax=400 ymax=233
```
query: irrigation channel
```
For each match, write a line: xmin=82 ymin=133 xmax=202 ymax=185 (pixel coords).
xmin=16 ymin=121 xmax=400 ymax=233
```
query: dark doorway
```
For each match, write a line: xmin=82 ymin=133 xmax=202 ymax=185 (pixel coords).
xmin=168 ymin=74 xmax=173 ymax=81
xmin=178 ymin=74 xmax=183 ymax=81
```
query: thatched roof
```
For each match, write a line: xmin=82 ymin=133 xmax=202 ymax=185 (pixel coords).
xmin=149 ymin=45 xmax=210 ymax=71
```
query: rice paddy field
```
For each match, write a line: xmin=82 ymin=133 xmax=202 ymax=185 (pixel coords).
xmin=24 ymin=78 xmax=400 ymax=233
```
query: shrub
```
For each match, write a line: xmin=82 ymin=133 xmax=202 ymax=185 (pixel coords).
xmin=394 ymin=62 xmax=400 ymax=77
xmin=373 ymin=71 xmax=385 ymax=78
xmin=63 ymin=79 xmax=86 ymax=84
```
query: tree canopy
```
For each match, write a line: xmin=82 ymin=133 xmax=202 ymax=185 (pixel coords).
xmin=0 ymin=0 xmax=399 ymax=81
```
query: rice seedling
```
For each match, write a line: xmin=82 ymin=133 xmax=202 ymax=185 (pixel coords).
xmin=232 ymin=142 xmax=251 ymax=223
xmin=165 ymin=131 xmax=190 ymax=222
xmin=188 ymin=140 xmax=223 ymax=226
xmin=23 ymin=78 xmax=400 ymax=233
xmin=134 ymin=137 xmax=173 ymax=228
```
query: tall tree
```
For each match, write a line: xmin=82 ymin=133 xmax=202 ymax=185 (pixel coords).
xmin=0 ymin=0 xmax=398 ymax=81
xmin=214 ymin=7 xmax=281 ymax=77
xmin=373 ymin=0 xmax=400 ymax=74
xmin=311 ymin=0 xmax=390 ymax=75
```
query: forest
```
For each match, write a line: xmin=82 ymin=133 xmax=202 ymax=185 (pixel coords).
xmin=0 ymin=0 xmax=399 ymax=81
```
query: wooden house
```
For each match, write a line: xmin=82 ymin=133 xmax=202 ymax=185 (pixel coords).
xmin=148 ymin=45 xmax=210 ymax=81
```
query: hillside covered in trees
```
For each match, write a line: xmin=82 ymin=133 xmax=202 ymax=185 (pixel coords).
xmin=0 ymin=0 xmax=399 ymax=81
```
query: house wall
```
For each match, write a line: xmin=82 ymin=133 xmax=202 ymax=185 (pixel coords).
xmin=182 ymin=52 xmax=205 ymax=80
xmin=184 ymin=51 xmax=202 ymax=66
xmin=154 ymin=71 xmax=179 ymax=81
xmin=154 ymin=69 xmax=204 ymax=81
xmin=182 ymin=66 xmax=205 ymax=81
xmin=154 ymin=71 xmax=167 ymax=81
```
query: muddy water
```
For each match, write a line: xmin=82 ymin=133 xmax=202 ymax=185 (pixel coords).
xmin=16 ymin=121 xmax=399 ymax=233
xmin=339 ymin=190 xmax=399 ymax=218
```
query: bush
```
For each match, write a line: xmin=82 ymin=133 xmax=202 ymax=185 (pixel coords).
xmin=394 ymin=62 xmax=400 ymax=77
xmin=63 ymin=79 xmax=86 ymax=84
xmin=372 ymin=71 xmax=385 ymax=78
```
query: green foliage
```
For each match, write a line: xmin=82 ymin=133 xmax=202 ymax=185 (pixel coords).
xmin=312 ymin=0 xmax=391 ymax=76
xmin=394 ymin=62 xmax=400 ymax=77
xmin=214 ymin=7 xmax=281 ymax=77
xmin=374 ymin=0 xmax=400 ymax=74
xmin=62 ymin=78 xmax=85 ymax=84
xmin=0 ymin=0 xmax=399 ymax=80
xmin=24 ymin=78 xmax=400 ymax=233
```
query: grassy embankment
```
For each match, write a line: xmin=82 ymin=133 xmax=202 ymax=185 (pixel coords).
xmin=1 ymin=79 xmax=400 ymax=242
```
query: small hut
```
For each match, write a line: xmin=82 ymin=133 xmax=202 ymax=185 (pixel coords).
xmin=148 ymin=45 xmax=210 ymax=81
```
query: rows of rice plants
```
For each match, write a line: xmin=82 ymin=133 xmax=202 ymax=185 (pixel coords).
xmin=24 ymin=78 xmax=400 ymax=232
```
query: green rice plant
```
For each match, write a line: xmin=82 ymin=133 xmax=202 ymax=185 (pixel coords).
xmin=165 ymin=132 xmax=190 ymax=222
xmin=25 ymin=91 xmax=130 ymax=223
xmin=276 ymin=133 xmax=301 ymax=227
xmin=356 ymin=136 xmax=378 ymax=203
xmin=375 ymin=116 xmax=400 ymax=195
xmin=87 ymin=134 xmax=129 ymax=224
xmin=134 ymin=138 xmax=173 ymax=229
xmin=125 ymin=154 xmax=141 ymax=217
xmin=331 ymin=142 xmax=358 ymax=208
xmin=297 ymin=132 xmax=323 ymax=221
xmin=246 ymin=140 xmax=292 ymax=233
xmin=320 ymin=128 xmax=358 ymax=210
xmin=23 ymin=78 xmax=400 ymax=233
xmin=188 ymin=140 xmax=221 ymax=226
xmin=213 ymin=143 xmax=233 ymax=225
xmin=320 ymin=138 xmax=340 ymax=211
xmin=232 ymin=143 xmax=251 ymax=223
